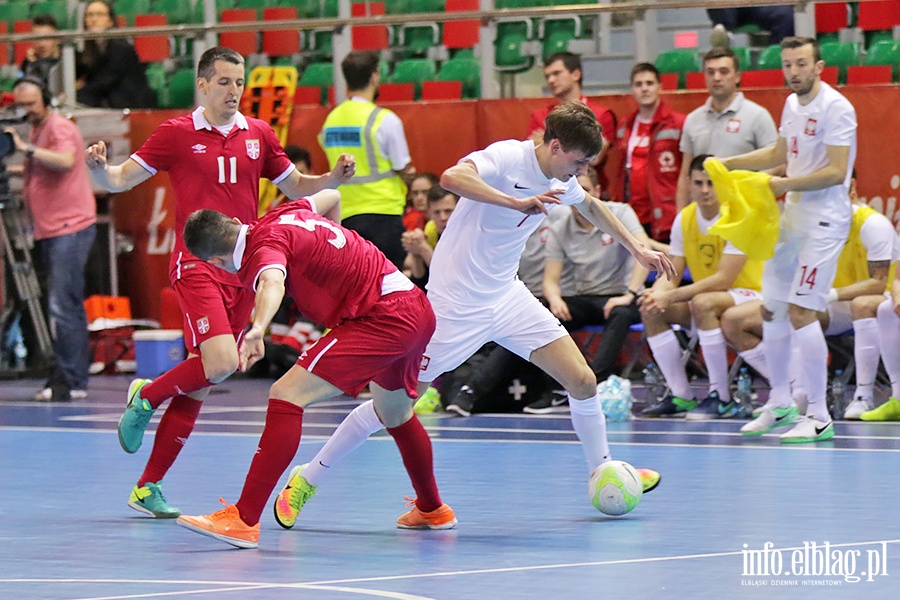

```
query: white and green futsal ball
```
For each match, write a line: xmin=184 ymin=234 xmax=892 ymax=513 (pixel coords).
xmin=588 ymin=460 xmax=642 ymax=516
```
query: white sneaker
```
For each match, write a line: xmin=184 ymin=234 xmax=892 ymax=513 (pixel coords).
xmin=34 ymin=387 xmax=88 ymax=401
xmin=779 ymin=415 xmax=835 ymax=443
xmin=740 ymin=405 xmax=800 ymax=436
xmin=844 ymin=398 xmax=873 ymax=420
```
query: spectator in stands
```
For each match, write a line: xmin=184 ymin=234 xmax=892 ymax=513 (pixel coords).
xmin=676 ymin=47 xmax=778 ymax=211
xmin=640 ymin=155 xmax=764 ymax=419
xmin=402 ymin=185 xmax=458 ymax=289
xmin=403 ymin=172 xmax=439 ymax=231
xmin=615 ymin=63 xmax=684 ymax=247
xmin=76 ymin=1 xmax=157 ymax=109
xmin=21 ymin=15 xmax=62 ymax=98
xmin=285 ymin=145 xmax=312 ymax=175
xmin=320 ymin=50 xmax=413 ymax=269
xmin=526 ymin=52 xmax=617 ymax=197
xmin=7 ymin=77 xmax=97 ymax=401
xmin=708 ymin=5 xmax=795 ymax=46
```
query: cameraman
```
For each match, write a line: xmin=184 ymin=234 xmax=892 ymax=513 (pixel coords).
xmin=6 ymin=77 xmax=96 ymax=401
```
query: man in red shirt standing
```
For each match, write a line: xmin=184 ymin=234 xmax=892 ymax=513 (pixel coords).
xmin=175 ymin=192 xmax=454 ymax=549
xmin=526 ymin=52 xmax=617 ymax=197
xmin=84 ymin=47 xmax=355 ymax=519
xmin=614 ymin=63 xmax=685 ymax=245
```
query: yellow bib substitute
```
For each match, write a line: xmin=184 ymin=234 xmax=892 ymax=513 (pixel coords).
xmin=681 ymin=203 xmax=764 ymax=291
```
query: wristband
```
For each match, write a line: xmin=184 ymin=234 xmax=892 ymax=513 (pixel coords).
xmin=826 ymin=288 xmax=839 ymax=304
xmin=24 ymin=144 xmax=36 ymax=158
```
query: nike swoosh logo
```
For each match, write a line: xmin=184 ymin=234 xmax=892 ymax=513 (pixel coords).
xmin=514 ymin=183 xmax=529 ymax=190
xmin=815 ymin=421 xmax=832 ymax=435
xmin=550 ymin=397 xmax=567 ymax=406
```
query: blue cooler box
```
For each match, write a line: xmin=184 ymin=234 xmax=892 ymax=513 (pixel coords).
xmin=133 ymin=330 xmax=185 ymax=378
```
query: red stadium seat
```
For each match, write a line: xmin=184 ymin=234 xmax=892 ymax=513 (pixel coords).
xmin=846 ymin=65 xmax=892 ymax=84
xmin=444 ymin=0 xmax=480 ymax=50
xmin=659 ymin=72 xmax=679 ymax=90
xmin=13 ymin=20 xmax=30 ymax=66
xmin=858 ymin=0 xmax=900 ymax=32
xmin=377 ymin=82 xmax=415 ymax=101
xmin=351 ymin=2 xmax=389 ymax=50
xmin=685 ymin=71 xmax=706 ymax=90
xmin=134 ymin=14 xmax=170 ymax=63
xmin=294 ymin=86 xmax=323 ymax=105
xmin=0 ymin=23 xmax=8 ymax=66
xmin=422 ymin=80 xmax=463 ymax=100
xmin=220 ymin=8 xmax=258 ymax=56
xmin=821 ymin=65 xmax=839 ymax=85
xmin=814 ymin=3 xmax=848 ymax=34
xmin=262 ymin=7 xmax=300 ymax=57
xmin=740 ymin=69 xmax=784 ymax=88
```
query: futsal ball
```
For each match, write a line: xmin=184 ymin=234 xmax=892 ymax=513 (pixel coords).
xmin=588 ymin=460 xmax=642 ymax=516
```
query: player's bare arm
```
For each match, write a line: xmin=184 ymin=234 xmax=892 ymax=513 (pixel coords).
xmin=604 ymin=229 xmax=653 ymax=318
xmin=574 ymin=193 xmax=677 ymax=280
xmin=833 ymin=259 xmax=892 ymax=302
xmin=240 ymin=267 xmax=287 ymax=372
xmin=308 ymin=189 xmax=342 ymax=223
xmin=85 ymin=140 xmax=153 ymax=192
xmin=638 ymin=255 xmax=684 ymax=314
xmin=768 ymin=144 xmax=850 ymax=197
xmin=664 ymin=253 xmax=747 ymax=305
xmin=441 ymin=161 xmax=562 ymax=215
xmin=278 ymin=153 xmax=356 ymax=200
xmin=720 ymin=137 xmax=788 ymax=172
xmin=542 ymin=259 xmax=571 ymax=321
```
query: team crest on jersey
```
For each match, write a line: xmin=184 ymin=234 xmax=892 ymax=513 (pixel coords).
xmin=420 ymin=356 xmax=430 ymax=371
xmin=197 ymin=316 xmax=210 ymax=335
xmin=804 ymin=118 xmax=817 ymax=136
xmin=726 ymin=118 xmax=741 ymax=133
xmin=246 ymin=139 xmax=260 ymax=159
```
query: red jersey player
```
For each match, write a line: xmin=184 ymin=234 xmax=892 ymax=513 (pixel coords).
xmin=84 ymin=47 xmax=355 ymax=519
xmin=174 ymin=191 xmax=455 ymax=548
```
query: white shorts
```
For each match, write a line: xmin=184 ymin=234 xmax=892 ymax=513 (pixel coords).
xmin=762 ymin=214 xmax=847 ymax=312
xmin=824 ymin=300 xmax=853 ymax=336
xmin=729 ymin=288 xmax=762 ymax=306
xmin=419 ymin=281 xmax=567 ymax=382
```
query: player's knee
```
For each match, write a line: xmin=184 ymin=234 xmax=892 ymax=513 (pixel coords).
xmin=565 ymin=364 xmax=597 ymax=398
xmin=689 ymin=294 xmax=717 ymax=320
xmin=788 ymin=304 xmax=817 ymax=329
xmin=850 ymin=295 xmax=879 ymax=320
xmin=203 ymin=356 xmax=239 ymax=383
xmin=876 ymin=297 xmax=895 ymax=321
xmin=269 ymin=379 xmax=307 ymax=406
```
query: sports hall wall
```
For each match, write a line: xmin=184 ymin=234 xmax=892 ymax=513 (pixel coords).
xmin=120 ymin=86 xmax=900 ymax=320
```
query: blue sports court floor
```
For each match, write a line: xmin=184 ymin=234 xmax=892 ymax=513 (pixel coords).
xmin=1 ymin=375 xmax=898 ymax=599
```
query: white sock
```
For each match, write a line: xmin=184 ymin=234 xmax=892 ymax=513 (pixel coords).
xmin=698 ymin=327 xmax=729 ymax=400
xmin=853 ymin=317 xmax=880 ymax=401
xmin=876 ymin=299 xmax=900 ymax=398
xmin=303 ymin=399 xmax=383 ymax=486
xmin=739 ymin=345 xmax=768 ymax=380
xmin=789 ymin=342 xmax=807 ymax=402
xmin=647 ymin=330 xmax=692 ymax=399
xmin=762 ymin=320 xmax=793 ymax=408
xmin=569 ymin=393 xmax=610 ymax=472
xmin=793 ymin=321 xmax=830 ymax=422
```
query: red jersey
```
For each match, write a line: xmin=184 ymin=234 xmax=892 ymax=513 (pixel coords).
xmin=627 ymin=119 xmax=653 ymax=222
xmin=238 ymin=201 xmax=398 ymax=329
xmin=131 ymin=108 xmax=294 ymax=284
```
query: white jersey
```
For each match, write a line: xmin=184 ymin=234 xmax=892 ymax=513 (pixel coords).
xmin=427 ymin=139 xmax=586 ymax=304
xmin=779 ymin=82 xmax=857 ymax=229
xmin=856 ymin=204 xmax=897 ymax=263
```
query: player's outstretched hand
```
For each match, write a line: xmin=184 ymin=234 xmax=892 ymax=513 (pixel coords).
xmin=636 ymin=246 xmax=677 ymax=281
xmin=513 ymin=189 xmax=563 ymax=216
xmin=85 ymin=141 xmax=108 ymax=171
xmin=239 ymin=325 xmax=266 ymax=372
xmin=329 ymin=153 xmax=356 ymax=186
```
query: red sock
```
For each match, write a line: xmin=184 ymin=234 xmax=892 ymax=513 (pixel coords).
xmin=386 ymin=414 xmax=442 ymax=513
xmin=236 ymin=400 xmax=304 ymax=526
xmin=141 ymin=356 xmax=212 ymax=409
xmin=138 ymin=395 xmax=202 ymax=487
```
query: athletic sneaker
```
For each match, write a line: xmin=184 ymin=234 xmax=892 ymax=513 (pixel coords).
xmin=636 ymin=468 xmax=661 ymax=493
xmin=523 ymin=391 xmax=569 ymax=414
xmin=118 ymin=378 xmax=154 ymax=453
xmin=843 ymin=398 xmax=873 ymax=420
xmin=740 ymin=405 xmax=800 ymax=436
xmin=641 ymin=394 xmax=697 ymax=417
xmin=446 ymin=386 xmax=475 ymax=417
xmin=396 ymin=499 xmax=458 ymax=529
xmin=779 ymin=416 xmax=835 ymax=443
xmin=273 ymin=463 xmax=317 ymax=529
xmin=685 ymin=391 xmax=738 ymax=420
xmin=177 ymin=499 xmax=260 ymax=549
xmin=127 ymin=481 xmax=181 ymax=518
xmin=34 ymin=387 xmax=88 ymax=401
xmin=860 ymin=397 xmax=900 ymax=422
xmin=414 ymin=387 xmax=442 ymax=414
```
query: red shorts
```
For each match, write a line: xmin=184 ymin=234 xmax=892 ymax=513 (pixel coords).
xmin=297 ymin=288 xmax=435 ymax=399
xmin=172 ymin=263 xmax=255 ymax=353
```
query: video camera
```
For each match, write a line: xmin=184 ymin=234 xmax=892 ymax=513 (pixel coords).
xmin=0 ymin=107 xmax=28 ymax=162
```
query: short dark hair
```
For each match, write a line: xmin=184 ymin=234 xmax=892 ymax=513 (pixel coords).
xmin=689 ymin=154 xmax=713 ymax=175
xmin=285 ymin=145 xmax=311 ymax=168
xmin=543 ymin=52 xmax=583 ymax=85
xmin=342 ymin=51 xmax=380 ymax=92
xmin=578 ymin=167 xmax=599 ymax=188
xmin=427 ymin=185 xmax=458 ymax=205
xmin=780 ymin=36 xmax=822 ymax=63
xmin=32 ymin=14 xmax=59 ymax=29
xmin=630 ymin=62 xmax=660 ymax=83
xmin=543 ymin=101 xmax=603 ymax=158
xmin=197 ymin=47 xmax=244 ymax=80
xmin=184 ymin=209 xmax=240 ymax=261
xmin=703 ymin=46 xmax=739 ymax=71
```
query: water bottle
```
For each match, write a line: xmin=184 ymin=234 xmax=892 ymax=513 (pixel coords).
xmin=734 ymin=367 xmax=753 ymax=417
xmin=830 ymin=370 xmax=846 ymax=420
xmin=642 ymin=363 xmax=664 ymax=403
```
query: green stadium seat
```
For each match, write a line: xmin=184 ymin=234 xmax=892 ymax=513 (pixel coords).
xmin=495 ymin=24 xmax=534 ymax=74
xmin=732 ymin=47 xmax=752 ymax=72
xmin=0 ymin=3 xmax=30 ymax=28
xmin=397 ymin=24 xmax=441 ymax=58
xmin=32 ymin=0 xmax=72 ymax=28
xmin=160 ymin=68 xmax=195 ymax=108
xmin=299 ymin=61 xmax=333 ymax=87
xmin=389 ymin=58 xmax=436 ymax=98
xmin=408 ymin=0 xmax=444 ymax=11
xmin=191 ymin=0 xmax=235 ymax=23
xmin=820 ymin=40 xmax=859 ymax=84
xmin=437 ymin=57 xmax=480 ymax=98
xmin=755 ymin=44 xmax=782 ymax=70
xmin=114 ymin=0 xmax=152 ymax=26
xmin=863 ymin=40 xmax=900 ymax=82
xmin=152 ymin=0 xmax=192 ymax=24
xmin=655 ymin=49 xmax=700 ymax=89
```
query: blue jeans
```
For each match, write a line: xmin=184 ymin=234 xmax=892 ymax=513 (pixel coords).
xmin=38 ymin=224 xmax=96 ymax=390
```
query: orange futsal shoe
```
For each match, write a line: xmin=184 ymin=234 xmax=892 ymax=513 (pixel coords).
xmin=396 ymin=498 xmax=458 ymax=530
xmin=176 ymin=499 xmax=260 ymax=549
xmin=636 ymin=468 xmax=661 ymax=494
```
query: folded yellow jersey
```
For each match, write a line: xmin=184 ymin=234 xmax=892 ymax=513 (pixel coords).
xmin=704 ymin=157 xmax=780 ymax=260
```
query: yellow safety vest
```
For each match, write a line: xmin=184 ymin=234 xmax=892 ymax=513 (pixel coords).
xmin=320 ymin=99 xmax=407 ymax=220
xmin=834 ymin=204 xmax=894 ymax=290
xmin=681 ymin=203 xmax=763 ymax=291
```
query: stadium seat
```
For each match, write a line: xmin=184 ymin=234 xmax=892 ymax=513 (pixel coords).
xmin=13 ymin=20 xmax=30 ymax=66
xmin=397 ymin=25 xmax=441 ymax=57
xmin=858 ymin=0 xmax=900 ymax=45
xmin=298 ymin=61 xmax=333 ymax=104
xmin=820 ymin=40 xmax=859 ymax=84
xmin=133 ymin=14 xmax=170 ymax=63
xmin=388 ymin=58 xmax=436 ymax=98
xmin=219 ymin=8 xmax=258 ymax=56
xmin=755 ymin=44 xmax=782 ymax=70
xmin=262 ymin=7 xmax=300 ymax=57
xmin=863 ymin=40 xmax=900 ymax=82
xmin=444 ymin=0 xmax=480 ymax=51
xmin=846 ymin=65 xmax=892 ymax=85
xmin=191 ymin=0 xmax=235 ymax=23
xmin=377 ymin=82 xmax=415 ymax=101
xmin=739 ymin=69 xmax=783 ymax=88
xmin=659 ymin=72 xmax=678 ymax=90
xmin=31 ymin=0 xmax=72 ymax=29
xmin=732 ymin=47 xmax=752 ymax=72
xmin=437 ymin=57 xmax=480 ymax=98
xmin=814 ymin=2 xmax=848 ymax=37
xmin=0 ymin=3 xmax=30 ymax=29
xmin=495 ymin=22 xmax=534 ymax=74
xmin=685 ymin=71 xmax=705 ymax=90
xmin=655 ymin=49 xmax=700 ymax=89
xmin=408 ymin=0 xmax=444 ymax=11
xmin=421 ymin=80 xmax=462 ymax=100
xmin=162 ymin=68 xmax=195 ymax=108
xmin=351 ymin=2 xmax=389 ymax=51
xmin=114 ymin=0 xmax=153 ymax=26
xmin=821 ymin=65 xmax=839 ymax=85
xmin=0 ymin=23 xmax=8 ymax=66
xmin=152 ymin=0 xmax=192 ymax=25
